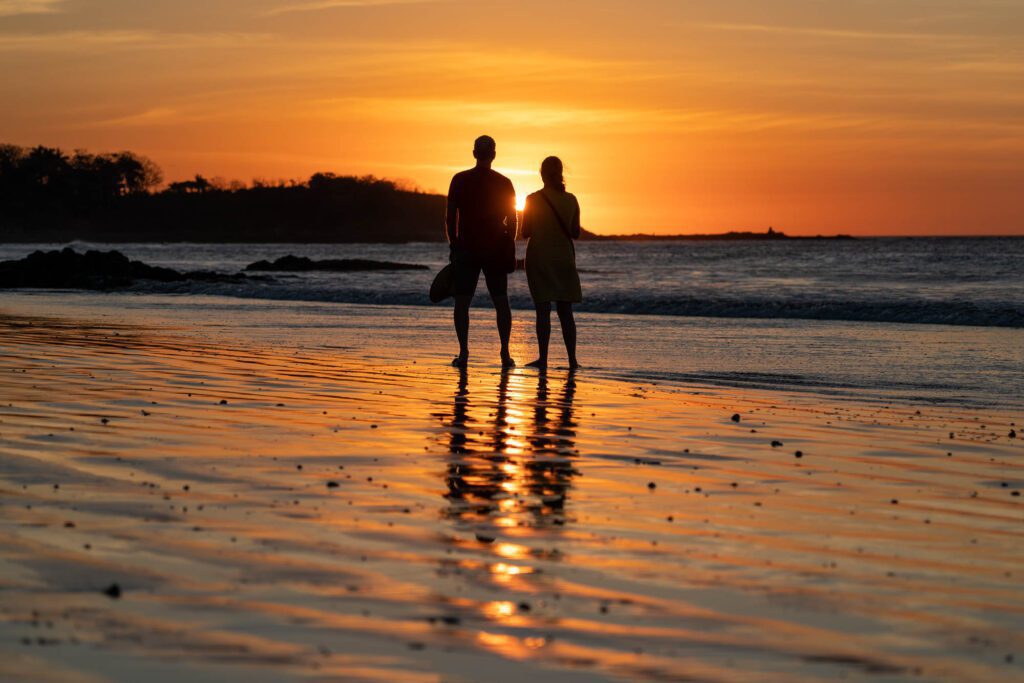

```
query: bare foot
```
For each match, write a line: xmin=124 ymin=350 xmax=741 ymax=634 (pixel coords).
xmin=568 ymin=359 xmax=580 ymax=371
xmin=501 ymin=354 xmax=516 ymax=369
xmin=451 ymin=355 xmax=468 ymax=368
xmin=525 ymin=359 xmax=547 ymax=369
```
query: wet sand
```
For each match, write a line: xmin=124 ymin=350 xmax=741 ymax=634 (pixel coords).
xmin=0 ymin=310 xmax=1022 ymax=682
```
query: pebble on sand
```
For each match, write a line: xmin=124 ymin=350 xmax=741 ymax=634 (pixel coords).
xmin=771 ymin=440 xmax=783 ymax=448
xmin=102 ymin=583 xmax=122 ymax=599
xmin=731 ymin=414 xmax=741 ymax=423
xmin=326 ymin=481 xmax=340 ymax=488
xmin=475 ymin=533 xmax=495 ymax=543
xmin=794 ymin=451 xmax=803 ymax=458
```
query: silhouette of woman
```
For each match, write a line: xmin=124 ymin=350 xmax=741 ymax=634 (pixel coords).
xmin=520 ymin=157 xmax=581 ymax=370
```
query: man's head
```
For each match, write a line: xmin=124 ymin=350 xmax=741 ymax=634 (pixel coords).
xmin=473 ymin=135 xmax=496 ymax=164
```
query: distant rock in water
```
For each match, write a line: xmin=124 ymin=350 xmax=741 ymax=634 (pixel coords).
xmin=0 ymin=248 xmax=246 ymax=290
xmin=245 ymin=255 xmax=428 ymax=272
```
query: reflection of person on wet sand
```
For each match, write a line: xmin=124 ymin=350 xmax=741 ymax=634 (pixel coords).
xmin=440 ymin=369 xmax=579 ymax=531
xmin=524 ymin=372 xmax=578 ymax=520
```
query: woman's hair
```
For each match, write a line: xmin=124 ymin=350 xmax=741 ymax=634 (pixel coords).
xmin=540 ymin=156 xmax=565 ymax=192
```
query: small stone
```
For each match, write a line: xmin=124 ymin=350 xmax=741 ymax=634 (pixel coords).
xmin=731 ymin=414 xmax=740 ymax=423
xmin=326 ymin=481 xmax=340 ymax=488
xmin=771 ymin=440 xmax=783 ymax=448
xmin=102 ymin=583 xmax=122 ymax=599
xmin=794 ymin=451 xmax=803 ymax=458
xmin=1010 ymin=430 xmax=1017 ymax=439
xmin=475 ymin=533 xmax=495 ymax=543
xmin=647 ymin=482 xmax=656 ymax=490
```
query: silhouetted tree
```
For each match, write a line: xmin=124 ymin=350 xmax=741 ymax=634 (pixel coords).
xmin=0 ymin=143 xmax=446 ymax=242
xmin=169 ymin=175 xmax=213 ymax=195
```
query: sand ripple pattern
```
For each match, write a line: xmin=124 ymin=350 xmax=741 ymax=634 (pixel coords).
xmin=0 ymin=316 xmax=1022 ymax=682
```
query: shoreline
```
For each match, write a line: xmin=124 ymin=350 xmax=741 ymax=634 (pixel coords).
xmin=4 ymin=235 xmax=1024 ymax=245
xmin=2 ymin=291 xmax=1022 ymax=409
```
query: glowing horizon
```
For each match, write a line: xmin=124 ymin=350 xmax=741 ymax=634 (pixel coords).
xmin=1 ymin=0 xmax=1022 ymax=235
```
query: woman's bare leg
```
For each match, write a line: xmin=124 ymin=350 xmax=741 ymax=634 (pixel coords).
xmin=526 ymin=302 xmax=551 ymax=369
xmin=556 ymin=301 xmax=578 ymax=369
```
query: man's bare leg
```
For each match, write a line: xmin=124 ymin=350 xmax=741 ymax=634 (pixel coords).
xmin=452 ymin=294 xmax=471 ymax=367
xmin=526 ymin=302 xmax=551 ymax=369
xmin=491 ymin=293 xmax=515 ymax=367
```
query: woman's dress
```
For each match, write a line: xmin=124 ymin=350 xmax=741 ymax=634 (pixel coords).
xmin=523 ymin=188 xmax=582 ymax=304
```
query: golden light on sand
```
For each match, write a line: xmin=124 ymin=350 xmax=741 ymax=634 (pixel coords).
xmin=2 ymin=309 xmax=1022 ymax=681
xmin=484 ymin=601 xmax=517 ymax=620
xmin=495 ymin=542 xmax=529 ymax=560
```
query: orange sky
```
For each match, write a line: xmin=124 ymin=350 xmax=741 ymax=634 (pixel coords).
xmin=1 ymin=0 xmax=1022 ymax=235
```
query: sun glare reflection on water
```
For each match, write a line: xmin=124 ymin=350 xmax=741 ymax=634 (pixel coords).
xmin=437 ymin=367 xmax=580 ymax=636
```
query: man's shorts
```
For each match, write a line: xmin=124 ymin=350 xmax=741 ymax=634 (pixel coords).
xmin=452 ymin=250 xmax=508 ymax=298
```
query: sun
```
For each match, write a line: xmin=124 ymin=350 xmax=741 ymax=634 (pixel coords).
xmin=515 ymin=194 xmax=526 ymax=212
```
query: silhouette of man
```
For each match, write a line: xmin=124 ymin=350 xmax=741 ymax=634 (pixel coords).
xmin=446 ymin=135 xmax=517 ymax=368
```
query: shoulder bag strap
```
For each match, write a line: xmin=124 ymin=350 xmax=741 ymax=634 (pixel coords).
xmin=536 ymin=191 xmax=576 ymax=245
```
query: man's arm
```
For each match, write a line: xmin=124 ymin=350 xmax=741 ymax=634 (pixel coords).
xmin=505 ymin=179 xmax=518 ymax=238
xmin=445 ymin=177 xmax=459 ymax=245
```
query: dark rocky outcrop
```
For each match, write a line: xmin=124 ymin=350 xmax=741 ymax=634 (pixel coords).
xmin=0 ymin=248 xmax=246 ymax=289
xmin=245 ymin=255 xmax=427 ymax=272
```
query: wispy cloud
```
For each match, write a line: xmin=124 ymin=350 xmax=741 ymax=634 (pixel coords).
xmin=76 ymin=107 xmax=185 ymax=128
xmin=0 ymin=0 xmax=63 ymax=17
xmin=309 ymin=95 xmax=1024 ymax=140
xmin=262 ymin=0 xmax=444 ymax=17
xmin=692 ymin=21 xmax=982 ymax=47
xmin=0 ymin=30 xmax=275 ymax=51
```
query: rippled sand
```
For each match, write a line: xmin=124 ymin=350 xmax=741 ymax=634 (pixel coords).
xmin=0 ymin=312 xmax=1021 ymax=682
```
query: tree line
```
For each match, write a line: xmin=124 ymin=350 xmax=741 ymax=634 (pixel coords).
xmin=0 ymin=144 xmax=446 ymax=243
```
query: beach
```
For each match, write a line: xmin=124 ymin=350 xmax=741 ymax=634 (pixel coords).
xmin=1 ymin=292 xmax=1021 ymax=682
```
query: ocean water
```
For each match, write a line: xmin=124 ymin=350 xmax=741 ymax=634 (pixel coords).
xmin=1 ymin=238 xmax=1022 ymax=407
xmin=1 ymin=237 xmax=1021 ymax=327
